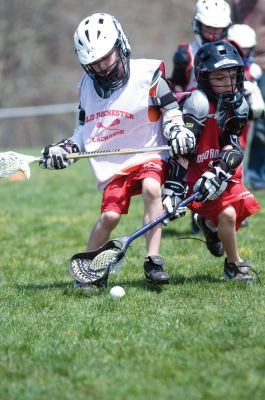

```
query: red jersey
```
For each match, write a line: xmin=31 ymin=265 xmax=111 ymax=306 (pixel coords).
xmin=187 ymin=101 xmax=242 ymax=185
xmin=186 ymin=101 xmax=260 ymax=229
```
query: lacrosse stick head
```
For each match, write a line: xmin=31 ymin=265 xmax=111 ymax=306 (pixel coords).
xmin=0 ymin=152 xmax=40 ymax=179
xmin=69 ymin=238 xmax=127 ymax=287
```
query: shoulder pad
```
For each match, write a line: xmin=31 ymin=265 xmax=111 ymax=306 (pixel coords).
xmin=235 ymin=97 xmax=249 ymax=117
xmin=182 ymin=90 xmax=209 ymax=120
xmin=150 ymin=63 xmax=165 ymax=87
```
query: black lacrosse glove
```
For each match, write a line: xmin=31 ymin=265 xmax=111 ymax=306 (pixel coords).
xmin=162 ymin=180 xmax=188 ymax=224
xmin=193 ymin=167 xmax=231 ymax=203
xmin=40 ymin=139 xmax=80 ymax=169
xmin=167 ymin=125 xmax=196 ymax=157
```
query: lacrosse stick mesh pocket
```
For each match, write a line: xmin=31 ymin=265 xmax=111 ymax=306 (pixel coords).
xmin=70 ymin=248 xmax=120 ymax=284
xmin=0 ymin=153 xmax=22 ymax=177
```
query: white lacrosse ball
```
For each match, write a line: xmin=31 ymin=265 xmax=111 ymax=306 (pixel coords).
xmin=109 ymin=286 xmax=125 ymax=299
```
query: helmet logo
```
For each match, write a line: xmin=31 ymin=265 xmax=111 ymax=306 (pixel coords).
xmin=214 ymin=59 xmax=238 ymax=68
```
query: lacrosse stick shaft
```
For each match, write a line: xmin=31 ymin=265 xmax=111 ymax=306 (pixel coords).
xmin=68 ymin=192 xmax=200 ymax=285
xmin=1 ymin=145 xmax=170 ymax=166
xmin=126 ymin=192 xmax=200 ymax=246
xmin=65 ymin=145 xmax=171 ymax=160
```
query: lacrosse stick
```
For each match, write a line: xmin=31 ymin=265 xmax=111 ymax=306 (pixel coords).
xmin=0 ymin=146 xmax=171 ymax=179
xmin=69 ymin=192 xmax=200 ymax=287
xmin=63 ymin=145 xmax=171 ymax=160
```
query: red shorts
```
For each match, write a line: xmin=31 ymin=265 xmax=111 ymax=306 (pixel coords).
xmin=188 ymin=180 xmax=260 ymax=230
xmin=101 ymin=159 xmax=167 ymax=214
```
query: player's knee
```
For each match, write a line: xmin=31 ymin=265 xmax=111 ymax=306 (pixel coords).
xmin=142 ymin=179 xmax=161 ymax=202
xmin=101 ymin=211 xmax=121 ymax=229
xmin=218 ymin=207 xmax=236 ymax=226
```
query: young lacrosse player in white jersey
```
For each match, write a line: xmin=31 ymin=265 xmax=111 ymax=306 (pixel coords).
xmin=40 ymin=13 xmax=195 ymax=288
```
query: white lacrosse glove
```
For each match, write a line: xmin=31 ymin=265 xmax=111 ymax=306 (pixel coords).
xmin=165 ymin=124 xmax=196 ymax=157
xmin=40 ymin=140 xmax=80 ymax=169
xmin=162 ymin=181 xmax=188 ymax=225
xmin=244 ymin=80 xmax=265 ymax=119
xmin=193 ymin=167 xmax=231 ymax=203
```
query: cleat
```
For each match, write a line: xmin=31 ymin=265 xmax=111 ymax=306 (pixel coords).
xmin=194 ymin=213 xmax=224 ymax=257
xmin=144 ymin=255 xmax=170 ymax=284
xmin=224 ymin=258 xmax=257 ymax=283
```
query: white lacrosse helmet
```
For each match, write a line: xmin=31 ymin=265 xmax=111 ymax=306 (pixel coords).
xmin=74 ymin=13 xmax=131 ymax=92
xmin=228 ymin=24 xmax=256 ymax=49
xmin=193 ymin=0 xmax=231 ymax=45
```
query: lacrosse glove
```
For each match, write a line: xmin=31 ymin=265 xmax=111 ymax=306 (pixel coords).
xmin=40 ymin=139 xmax=80 ymax=169
xmin=194 ymin=167 xmax=231 ymax=203
xmin=162 ymin=180 xmax=188 ymax=225
xmin=164 ymin=124 xmax=196 ymax=157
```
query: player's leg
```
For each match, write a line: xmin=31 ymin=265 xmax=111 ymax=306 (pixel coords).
xmin=87 ymin=211 xmax=121 ymax=251
xmin=87 ymin=175 xmax=129 ymax=251
xmin=142 ymin=177 xmax=170 ymax=284
xmin=217 ymin=206 xmax=240 ymax=261
xmin=194 ymin=213 xmax=224 ymax=257
xmin=142 ymin=177 xmax=163 ymax=255
xmin=217 ymin=206 xmax=254 ymax=282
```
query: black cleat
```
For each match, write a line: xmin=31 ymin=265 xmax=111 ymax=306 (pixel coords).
xmin=194 ymin=213 xmax=224 ymax=257
xmin=144 ymin=255 xmax=170 ymax=284
xmin=224 ymin=258 xmax=257 ymax=284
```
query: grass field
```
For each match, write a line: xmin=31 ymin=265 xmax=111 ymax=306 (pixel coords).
xmin=0 ymin=155 xmax=265 ymax=400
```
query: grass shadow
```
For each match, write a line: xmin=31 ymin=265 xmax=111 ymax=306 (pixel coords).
xmin=111 ymin=278 xmax=164 ymax=293
xmin=15 ymin=280 xmax=72 ymax=291
xmin=172 ymin=273 xmax=223 ymax=285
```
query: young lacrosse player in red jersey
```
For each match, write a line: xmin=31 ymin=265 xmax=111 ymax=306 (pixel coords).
xmin=162 ymin=41 xmax=260 ymax=282
xmin=40 ymin=13 xmax=195 ymax=288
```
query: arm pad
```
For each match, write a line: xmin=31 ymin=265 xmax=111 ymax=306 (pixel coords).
xmin=212 ymin=148 xmax=244 ymax=173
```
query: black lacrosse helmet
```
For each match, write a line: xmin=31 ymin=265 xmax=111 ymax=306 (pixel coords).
xmin=194 ymin=40 xmax=245 ymax=110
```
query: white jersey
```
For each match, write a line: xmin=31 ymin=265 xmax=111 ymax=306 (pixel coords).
xmin=186 ymin=40 xmax=200 ymax=90
xmin=70 ymin=59 xmax=168 ymax=190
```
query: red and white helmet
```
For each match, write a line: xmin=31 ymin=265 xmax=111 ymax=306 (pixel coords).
xmin=74 ymin=13 xmax=131 ymax=92
xmin=193 ymin=0 xmax=231 ymax=45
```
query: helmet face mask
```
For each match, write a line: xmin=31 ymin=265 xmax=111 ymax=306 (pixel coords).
xmin=194 ymin=41 xmax=245 ymax=109
xmin=74 ymin=13 xmax=131 ymax=93
xmin=82 ymin=43 xmax=129 ymax=92
xmin=200 ymin=23 xmax=226 ymax=43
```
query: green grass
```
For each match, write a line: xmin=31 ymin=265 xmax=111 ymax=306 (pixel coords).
xmin=0 ymin=154 xmax=265 ymax=400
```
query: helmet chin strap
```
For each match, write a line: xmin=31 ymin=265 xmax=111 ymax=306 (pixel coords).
xmin=93 ymin=81 xmax=114 ymax=99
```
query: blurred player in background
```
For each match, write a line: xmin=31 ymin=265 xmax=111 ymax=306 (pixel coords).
xmin=228 ymin=23 xmax=264 ymax=150
xmin=232 ymin=0 xmax=265 ymax=189
xmin=227 ymin=23 xmax=265 ymax=226
xmin=169 ymin=0 xmax=232 ymax=92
